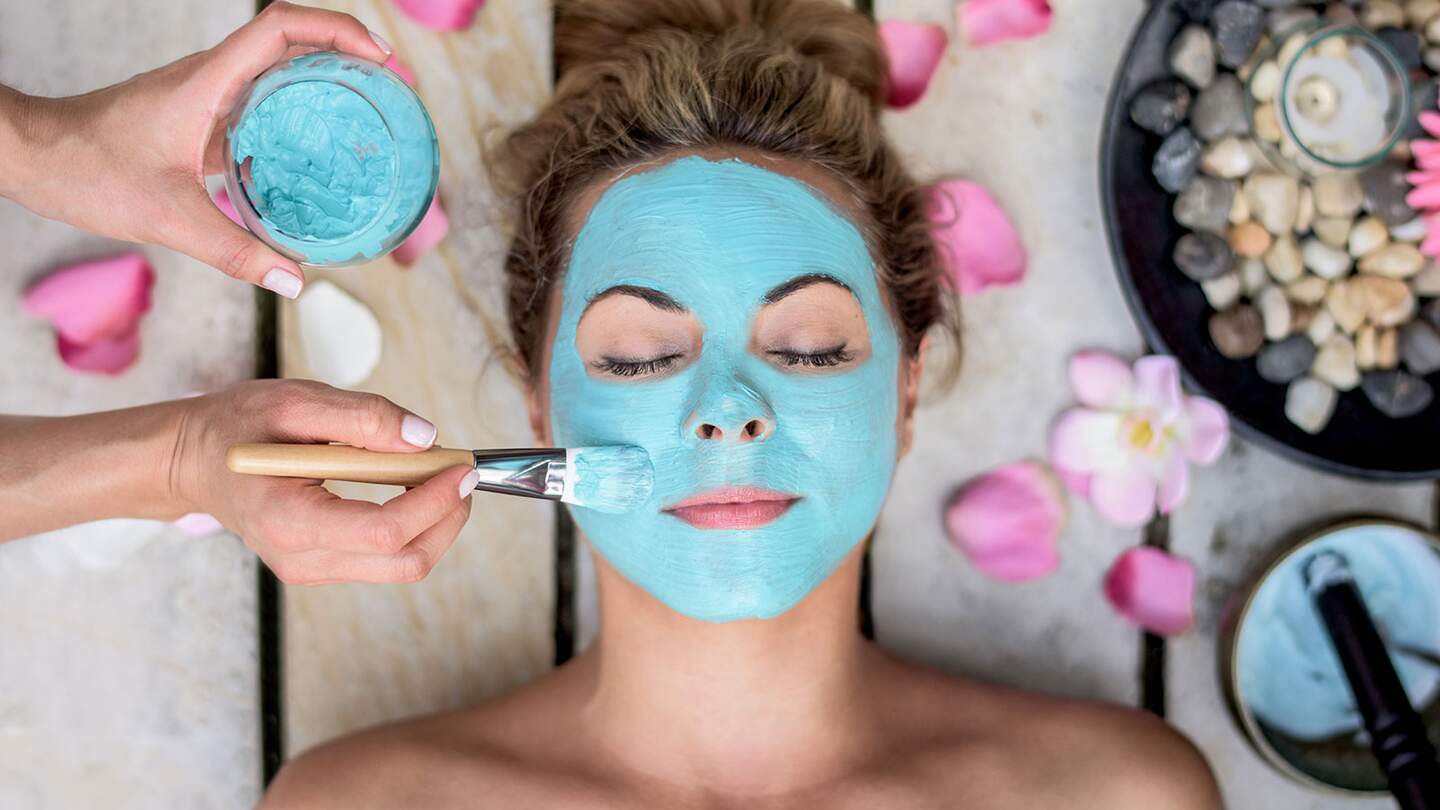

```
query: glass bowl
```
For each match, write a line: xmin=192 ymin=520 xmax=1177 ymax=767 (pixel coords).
xmin=222 ymin=52 xmax=439 ymax=267
xmin=1247 ymin=20 xmax=1412 ymax=177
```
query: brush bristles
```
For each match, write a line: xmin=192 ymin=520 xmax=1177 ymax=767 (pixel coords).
xmin=561 ymin=445 xmax=654 ymax=514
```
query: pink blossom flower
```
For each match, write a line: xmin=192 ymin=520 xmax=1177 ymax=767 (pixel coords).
xmin=960 ymin=0 xmax=1053 ymax=47
xmin=1104 ymin=547 xmax=1196 ymax=635
xmin=1049 ymin=352 xmax=1228 ymax=527
xmin=878 ymin=20 xmax=948 ymax=109
xmin=945 ymin=460 xmax=1064 ymax=582
xmin=22 ymin=253 xmax=154 ymax=375
xmin=927 ymin=179 xmax=1027 ymax=296
xmin=1404 ymin=111 xmax=1440 ymax=257
xmin=391 ymin=196 xmax=449 ymax=267
xmin=390 ymin=0 xmax=484 ymax=32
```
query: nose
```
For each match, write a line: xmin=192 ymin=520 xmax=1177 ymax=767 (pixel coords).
xmin=685 ymin=377 xmax=775 ymax=444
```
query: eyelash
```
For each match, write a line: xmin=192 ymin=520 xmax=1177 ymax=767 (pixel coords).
xmin=767 ymin=346 xmax=854 ymax=368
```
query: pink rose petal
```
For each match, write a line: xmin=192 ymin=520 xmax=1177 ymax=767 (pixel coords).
xmin=1070 ymin=350 xmax=1134 ymax=410
xmin=56 ymin=328 xmax=140 ymax=375
xmin=213 ymin=188 xmax=245 ymax=228
xmin=1090 ymin=466 xmax=1157 ymax=527
xmin=879 ymin=21 xmax=948 ymax=109
xmin=1133 ymin=355 xmax=1183 ymax=423
xmin=1420 ymin=112 xmax=1440 ymax=140
xmin=1104 ymin=547 xmax=1195 ymax=635
xmin=390 ymin=0 xmax=483 ymax=31
xmin=390 ymin=196 xmax=449 ymax=267
xmin=22 ymin=253 xmax=154 ymax=345
xmin=1182 ymin=396 xmax=1229 ymax=465
xmin=960 ymin=0 xmax=1053 ymax=46
xmin=1049 ymin=408 xmax=1126 ymax=473
xmin=945 ymin=461 xmax=1064 ymax=582
xmin=173 ymin=512 xmax=225 ymax=537
xmin=928 ymin=179 xmax=1028 ymax=296
xmin=384 ymin=55 xmax=416 ymax=86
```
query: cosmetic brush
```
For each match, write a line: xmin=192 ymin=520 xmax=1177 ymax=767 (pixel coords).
xmin=1305 ymin=551 xmax=1440 ymax=810
xmin=226 ymin=443 xmax=653 ymax=514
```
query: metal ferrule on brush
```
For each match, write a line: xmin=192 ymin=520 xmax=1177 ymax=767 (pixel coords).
xmin=468 ymin=449 xmax=568 ymax=502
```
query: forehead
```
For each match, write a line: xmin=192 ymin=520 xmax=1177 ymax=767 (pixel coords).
xmin=564 ymin=154 xmax=877 ymax=304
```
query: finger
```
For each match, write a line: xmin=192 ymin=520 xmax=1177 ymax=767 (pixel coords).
xmin=268 ymin=382 xmax=439 ymax=451
xmin=162 ymin=184 xmax=306 ymax=298
xmin=270 ymin=500 xmax=471 ymax=585
xmin=281 ymin=464 xmax=474 ymax=554
xmin=213 ymin=2 xmax=390 ymax=85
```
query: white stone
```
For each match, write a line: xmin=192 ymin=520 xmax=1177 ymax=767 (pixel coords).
xmin=1253 ymin=102 xmax=1283 ymax=142
xmin=1285 ymin=376 xmax=1338 ymax=434
xmin=1412 ymin=262 xmax=1440 ymax=296
xmin=1357 ymin=325 xmax=1378 ymax=370
xmin=1349 ymin=216 xmax=1390 ymax=258
xmin=1359 ymin=243 xmax=1426 ymax=278
xmin=1362 ymin=0 xmax=1407 ymax=29
xmin=1312 ymin=334 xmax=1360 ymax=390
xmin=1302 ymin=238 xmax=1353 ymax=279
xmin=1229 ymin=189 xmax=1252 ymax=225
xmin=1313 ymin=216 xmax=1354 ymax=249
xmin=1245 ymin=173 xmax=1301 ymax=235
xmin=1257 ymin=285 xmax=1293 ymax=340
xmin=1286 ymin=274 xmax=1330 ymax=305
xmin=1391 ymin=217 xmax=1428 ymax=243
xmin=1239 ymin=256 xmax=1269 ymax=295
xmin=1250 ymin=60 xmax=1281 ymax=103
xmin=1202 ymin=137 xmax=1258 ymax=178
xmin=1306 ymin=308 xmax=1338 ymax=344
xmin=1202 ymin=272 xmax=1243 ymax=310
xmin=1264 ymin=234 xmax=1304 ymax=283
xmin=1294 ymin=184 xmax=1315 ymax=234
xmin=296 ymin=280 xmax=384 ymax=387
xmin=1312 ymin=173 xmax=1364 ymax=219
xmin=1428 ymin=12 xmax=1440 ymax=44
xmin=1326 ymin=280 xmax=1368 ymax=334
xmin=1408 ymin=0 xmax=1440 ymax=26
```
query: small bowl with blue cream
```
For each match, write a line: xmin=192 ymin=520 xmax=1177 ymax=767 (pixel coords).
xmin=222 ymin=52 xmax=439 ymax=267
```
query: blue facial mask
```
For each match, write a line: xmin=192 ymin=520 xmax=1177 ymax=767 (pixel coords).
xmin=548 ymin=157 xmax=902 ymax=622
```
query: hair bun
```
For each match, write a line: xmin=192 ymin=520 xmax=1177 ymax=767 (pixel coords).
xmin=556 ymin=0 xmax=885 ymax=105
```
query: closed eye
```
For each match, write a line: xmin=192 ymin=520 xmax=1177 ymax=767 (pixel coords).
xmin=766 ymin=345 xmax=854 ymax=369
xmin=590 ymin=353 xmax=684 ymax=378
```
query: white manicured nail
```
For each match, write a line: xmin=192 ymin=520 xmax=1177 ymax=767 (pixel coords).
xmin=261 ymin=268 xmax=302 ymax=299
xmin=401 ymin=414 xmax=437 ymax=448
xmin=369 ymin=29 xmax=393 ymax=55
xmin=458 ymin=470 xmax=480 ymax=498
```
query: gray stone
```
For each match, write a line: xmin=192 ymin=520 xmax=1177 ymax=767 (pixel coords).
xmin=1378 ymin=27 xmax=1424 ymax=71
xmin=1423 ymin=297 xmax=1440 ymax=330
xmin=1177 ymin=0 xmax=1218 ymax=21
xmin=1210 ymin=304 xmax=1266 ymax=358
xmin=1360 ymin=161 xmax=1418 ymax=226
xmin=1285 ymin=376 xmax=1339 ymax=433
xmin=1212 ymin=1 xmax=1266 ymax=68
xmin=1175 ymin=230 xmax=1235 ymax=280
xmin=1267 ymin=6 xmax=1318 ymax=34
xmin=1130 ymin=79 xmax=1193 ymax=135
xmin=1361 ymin=370 xmax=1435 ymax=417
xmin=1257 ymin=334 xmax=1318 ymax=382
xmin=1400 ymin=320 xmax=1440 ymax=375
xmin=1170 ymin=25 xmax=1217 ymax=88
xmin=1153 ymin=127 xmax=1203 ymax=193
xmin=1405 ymin=79 xmax=1439 ymax=140
xmin=1191 ymin=74 xmax=1249 ymax=141
xmin=1175 ymin=176 xmax=1237 ymax=233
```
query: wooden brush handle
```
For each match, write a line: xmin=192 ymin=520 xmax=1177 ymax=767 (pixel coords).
xmin=226 ymin=443 xmax=474 ymax=487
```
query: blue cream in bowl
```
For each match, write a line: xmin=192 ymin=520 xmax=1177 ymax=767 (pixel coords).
xmin=223 ymin=52 xmax=439 ymax=266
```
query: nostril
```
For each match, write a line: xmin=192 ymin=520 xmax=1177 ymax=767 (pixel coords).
xmin=696 ymin=423 xmax=722 ymax=441
xmin=742 ymin=418 xmax=768 ymax=441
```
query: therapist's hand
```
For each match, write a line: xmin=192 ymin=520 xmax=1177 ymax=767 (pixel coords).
xmin=0 ymin=2 xmax=391 ymax=299
xmin=170 ymin=380 xmax=476 ymax=585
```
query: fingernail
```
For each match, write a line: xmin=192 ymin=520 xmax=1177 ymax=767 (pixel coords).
xmin=261 ymin=268 xmax=302 ymax=300
xmin=401 ymin=414 xmax=437 ymax=448
xmin=458 ymin=470 xmax=480 ymax=499
xmin=369 ymin=29 xmax=393 ymax=55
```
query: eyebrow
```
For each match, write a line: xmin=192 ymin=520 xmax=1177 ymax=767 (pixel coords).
xmin=584 ymin=284 xmax=687 ymax=314
xmin=761 ymin=273 xmax=855 ymax=305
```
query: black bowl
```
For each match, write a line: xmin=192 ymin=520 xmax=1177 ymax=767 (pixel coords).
xmin=1099 ymin=0 xmax=1440 ymax=480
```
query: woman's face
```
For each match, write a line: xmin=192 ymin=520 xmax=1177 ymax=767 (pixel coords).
xmin=531 ymin=152 xmax=919 ymax=623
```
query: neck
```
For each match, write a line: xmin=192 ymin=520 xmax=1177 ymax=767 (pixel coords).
xmin=574 ymin=540 xmax=881 ymax=797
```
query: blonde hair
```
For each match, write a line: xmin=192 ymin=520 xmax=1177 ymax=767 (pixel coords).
xmin=495 ymin=0 xmax=960 ymax=377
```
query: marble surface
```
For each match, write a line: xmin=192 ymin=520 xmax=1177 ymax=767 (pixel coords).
xmin=0 ymin=1 xmax=260 ymax=807
xmin=279 ymin=0 xmax=556 ymax=755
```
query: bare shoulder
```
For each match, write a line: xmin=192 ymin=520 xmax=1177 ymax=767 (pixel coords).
xmin=260 ymin=671 xmax=594 ymax=810
xmin=873 ymin=653 xmax=1222 ymax=810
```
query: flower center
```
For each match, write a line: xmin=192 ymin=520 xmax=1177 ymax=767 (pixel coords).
xmin=1127 ymin=418 xmax=1156 ymax=451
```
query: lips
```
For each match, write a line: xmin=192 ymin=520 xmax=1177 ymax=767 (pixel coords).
xmin=663 ymin=486 xmax=799 ymax=530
